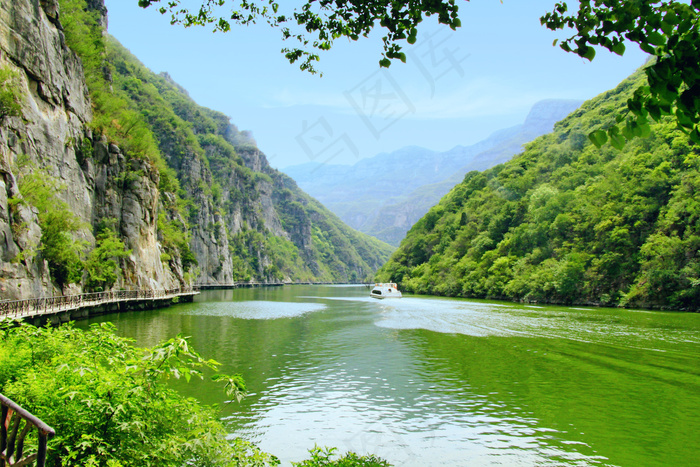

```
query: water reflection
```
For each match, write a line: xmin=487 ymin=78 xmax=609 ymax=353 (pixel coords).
xmin=77 ymin=285 xmax=700 ymax=466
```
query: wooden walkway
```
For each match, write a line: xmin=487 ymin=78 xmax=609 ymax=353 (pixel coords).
xmin=195 ymin=281 xmax=285 ymax=290
xmin=0 ymin=288 xmax=198 ymax=322
xmin=0 ymin=282 xmax=370 ymax=323
xmin=195 ymin=281 xmax=365 ymax=289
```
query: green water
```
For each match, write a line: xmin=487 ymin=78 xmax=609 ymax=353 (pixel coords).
xmin=78 ymin=285 xmax=700 ymax=466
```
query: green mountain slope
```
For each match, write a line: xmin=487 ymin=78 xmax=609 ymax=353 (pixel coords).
xmin=59 ymin=0 xmax=392 ymax=286
xmin=377 ymin=69 xmax=700 ymax=311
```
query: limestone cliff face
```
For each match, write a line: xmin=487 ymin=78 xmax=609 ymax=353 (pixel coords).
xmin=0 ymin=0 xmax=180 ymax=298
xmin=177 ymin=149 xmax=234 ymax=285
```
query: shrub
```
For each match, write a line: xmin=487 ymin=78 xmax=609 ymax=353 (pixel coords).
xmin=0 ymin=321 xmax=275 ymax=467
xmin=0 ymin=66 xmax=24 ymax=118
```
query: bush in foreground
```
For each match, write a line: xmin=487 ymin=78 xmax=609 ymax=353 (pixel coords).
xmin=0 ymin=320 xmax=276 ymax=466
xmin=293 ymin=446 xmax=391 ymax=467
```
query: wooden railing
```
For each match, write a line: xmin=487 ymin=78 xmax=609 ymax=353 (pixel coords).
xmin=194 ymin=281 xmax=285 ymax=288
xmin=194 ymin=281 xmax=362 ymax=288
xmin=0 ymin=394 xmax=55 ymax=467
xmin=0 ymin=287 xmax=196 ymax=319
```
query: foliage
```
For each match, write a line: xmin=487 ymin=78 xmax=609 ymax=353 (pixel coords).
xmin=0 ymin=322 xmax=278 ymax=467
xmin=61 ymin=0 xmax=160 ymax=163
xmin=292 ymin=446 xmax=391 ymax=467
xmin=377 ymin=69 xmax=700 ymax=311
xmin=0 ymin=65 xmax=24 ymax=118
xmin=137 ymin=0 xmax=460 ymax=73
xmin=13 ymin=167 xmax=87 ymax=291
xmin=84 ymin=224 xmax=132 ymax=292
xmin=543 ymin=1 xmax=700 ymax=146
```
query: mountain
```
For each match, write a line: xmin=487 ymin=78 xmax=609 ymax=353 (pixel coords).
xmin=376 ymin=68 xmax=700 ymax=311
xmin=0 ymin=0 xmax=392 ymax=300
xmin=283 ymin=99 xmax=582 ymax=245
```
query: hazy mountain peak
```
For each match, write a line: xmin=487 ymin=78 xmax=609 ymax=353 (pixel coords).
xmin=524 ymin=99 xmax=583 ymax=132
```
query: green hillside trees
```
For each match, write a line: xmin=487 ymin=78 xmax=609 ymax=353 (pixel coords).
xmin=377 ymin=69 xmax=700 ymax=311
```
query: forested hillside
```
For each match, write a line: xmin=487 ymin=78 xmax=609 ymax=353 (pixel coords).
xmin=377 ymin=68 xmax=700 ymax=311
xmin=70 ymin=0 xmax=394 ymax=285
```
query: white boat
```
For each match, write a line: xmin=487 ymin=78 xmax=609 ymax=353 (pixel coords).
xmin=370 ymin=283 xmax=402 ymax=299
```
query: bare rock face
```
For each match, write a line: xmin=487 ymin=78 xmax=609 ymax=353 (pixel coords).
xmin=0 ymin=0 xmax=181 ymax=299
xmin=179 ymin=152 xmax=234 ymax=285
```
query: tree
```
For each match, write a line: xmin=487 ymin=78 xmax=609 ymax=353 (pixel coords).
xmin=84 ymin=226 xmax=132 ymax=292
xmin=13 ymin=166 xmax=87 ymax=292
xmin=138 ymin=0 xmax=700 ymax=146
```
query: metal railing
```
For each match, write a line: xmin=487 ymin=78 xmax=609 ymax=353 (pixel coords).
xmin=0 ymin=287 xmax=196 ymax=319
xmin=0 ymin=394 xmax=55 ymax=467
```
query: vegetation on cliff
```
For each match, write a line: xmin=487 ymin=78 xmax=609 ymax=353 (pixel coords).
xmin=11 ymin=164 xmax=87 ymax=291
xmin=0 ymin=66 xmax=24 ymax=119
xmin=377 ymin=68 xmax=700 ymax=311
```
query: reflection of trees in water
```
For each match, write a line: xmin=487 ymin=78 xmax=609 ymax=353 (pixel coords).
xmin=401 ymin=324 xmax=700 ymax=466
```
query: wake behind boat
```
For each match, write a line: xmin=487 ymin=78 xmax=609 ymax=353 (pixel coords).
xmin=370 ymin=283 xmax=402 ymax=299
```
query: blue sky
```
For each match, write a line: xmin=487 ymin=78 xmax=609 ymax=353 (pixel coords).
xmin=103 ymin=0 xmax=649 ymax=168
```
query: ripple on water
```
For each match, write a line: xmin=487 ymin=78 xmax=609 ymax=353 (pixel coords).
xmin=184 ymin=301 xmax=326 ymax=319
xmin=374 ymin=297 xmax=700 ymax=350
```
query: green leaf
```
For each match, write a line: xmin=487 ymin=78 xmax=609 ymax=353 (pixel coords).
xmin=627 ymin=97 xmax=645 ymax=117
xmin=646 ymin=102 xmax=662 ymax=121
xmin=622 ymin=120 xmax=635 ymax=140
xmin=640 ymin=42 xmax=656 ymax=54
xmin=690 ymin=128 xmax=700 ymax=144
xmin=639 ymin=120 xmax=652 ymax=138
xmin=609 ymin=128 xmax=626 ymax=150
xmin=589 ymin=129 xmax=608 ymax=147
xmin=646 ymin=30 xmax=666 ymax=46
xmin=379 ymin=58 xmax=391 ymax=68
xmin=612 ymin=41 xmax=625 ymax=56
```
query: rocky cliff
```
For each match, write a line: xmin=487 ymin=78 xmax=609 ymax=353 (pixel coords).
xmin=0 ymin=0 xmax=181 ymax=298
xmin=0 ymin=0 xmax=392 ymax=300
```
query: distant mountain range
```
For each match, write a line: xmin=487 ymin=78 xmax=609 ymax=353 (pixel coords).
xmin=283 ymin=99 xmax=583 ymax=245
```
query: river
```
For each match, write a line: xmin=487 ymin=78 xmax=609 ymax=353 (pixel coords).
xmin=77 ymin=285 xmax=700 ymax=466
